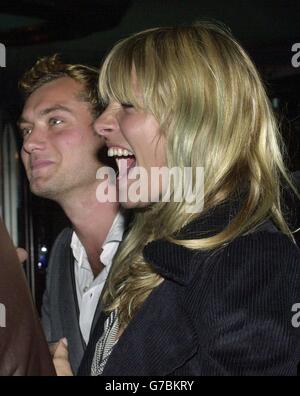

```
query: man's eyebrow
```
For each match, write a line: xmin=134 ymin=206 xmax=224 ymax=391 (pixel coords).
xmin=18 ymin=116 xmax=28 ymax=125
xmin=39 ymin=105 xmax=73 ymax=116
xmin=18 ymin=105 xmax=73 ymax=125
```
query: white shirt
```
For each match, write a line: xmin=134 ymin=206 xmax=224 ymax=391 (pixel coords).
xmin=71 ymin=212 xmax=125 ymax=345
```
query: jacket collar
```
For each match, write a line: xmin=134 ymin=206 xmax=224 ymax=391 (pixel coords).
xmin=142 ymin=197 xmax=275 ymax=286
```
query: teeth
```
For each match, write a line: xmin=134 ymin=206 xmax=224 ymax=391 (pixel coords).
xmin=108 ymin=147 xmax=134 ymax=157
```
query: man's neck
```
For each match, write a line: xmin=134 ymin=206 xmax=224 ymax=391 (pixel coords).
xmin=58 ymin=182 xmax=119 ymax=277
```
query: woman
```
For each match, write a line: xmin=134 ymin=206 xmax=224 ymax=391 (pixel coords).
xmin=55 ymin=21 xmax=300 ymax=375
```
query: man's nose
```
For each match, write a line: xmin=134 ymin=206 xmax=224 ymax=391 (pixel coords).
xmin=22 ymin=127 xmax=46 ymax=154
xmin=94 ymin=106 xmax=119 ymax=138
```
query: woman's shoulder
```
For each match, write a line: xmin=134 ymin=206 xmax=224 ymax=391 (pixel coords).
xmin=187 ymin=226 xmax=300 ymax=327
xmin=225 ymin=225 xmax=300 ymax=266
xmin=197 ymin=225 xmax=300 ymax=293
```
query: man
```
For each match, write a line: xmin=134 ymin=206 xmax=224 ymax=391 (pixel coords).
xmin=19 ymin=55 xmax=125 ymax=374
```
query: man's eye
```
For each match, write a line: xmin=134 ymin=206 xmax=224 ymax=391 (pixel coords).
xmin=49 ymin=118 xmax=63 ymax=126
xmin=20 ymin=127 xmax=32 ymax=137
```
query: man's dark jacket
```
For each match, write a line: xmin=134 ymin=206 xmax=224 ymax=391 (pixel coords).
xmin=41 ymin=228 xmax=103 ymax=374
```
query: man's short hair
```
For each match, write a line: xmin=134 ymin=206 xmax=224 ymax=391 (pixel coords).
xmin=19 ymin=54 xmax=101 ymax=118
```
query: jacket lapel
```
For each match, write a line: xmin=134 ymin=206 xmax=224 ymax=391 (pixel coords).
xmin=59 ymin=237 xmax=85 ymax=371
xmin=103 ymin=280 xmax=198 ymax=376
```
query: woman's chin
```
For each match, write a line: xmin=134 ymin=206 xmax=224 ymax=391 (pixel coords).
xmin=119 ymin=197 xmax=151 ymax=209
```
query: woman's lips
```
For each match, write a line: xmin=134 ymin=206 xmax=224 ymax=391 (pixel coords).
xmin=116 ymin=157 xmax=136 ymax=180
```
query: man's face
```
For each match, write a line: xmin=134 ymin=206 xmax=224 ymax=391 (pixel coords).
xmin=20 ymin=77 xmax=104 ymax=200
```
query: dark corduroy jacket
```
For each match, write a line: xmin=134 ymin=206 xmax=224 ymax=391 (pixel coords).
xmin=79 ymin=202 xmax=300 ymax=376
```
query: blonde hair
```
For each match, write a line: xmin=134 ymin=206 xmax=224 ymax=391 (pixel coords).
xmin=99 ymin=21 xmax=298 ymax=328
xmin=19 ymin=54 xmax=101 ymax=117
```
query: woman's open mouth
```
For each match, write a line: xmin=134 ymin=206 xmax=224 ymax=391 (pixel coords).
xmin=107 ymin=147 xmax=136 ymax=180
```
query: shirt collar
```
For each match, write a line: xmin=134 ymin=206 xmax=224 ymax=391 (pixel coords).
xmin=71 ymin=211 xmax=126 ymax=270
xmin=100 ymin=211 xmax=126 ymax=268
xmin=71 ymin=231 xmax=87 ymax=269
xmin=101 ymin=211 xmax=126 ymax=247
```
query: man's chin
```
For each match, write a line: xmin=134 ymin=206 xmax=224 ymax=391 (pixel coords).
xmin=30 ymin=182 xmax=54 ymax=199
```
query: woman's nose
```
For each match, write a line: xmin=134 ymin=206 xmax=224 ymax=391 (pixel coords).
xmin=94 ymin=106 xmax=119 ymax=138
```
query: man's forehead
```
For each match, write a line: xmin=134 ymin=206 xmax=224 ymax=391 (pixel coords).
xmin=21 ymin=78 xmax=86 ymax=120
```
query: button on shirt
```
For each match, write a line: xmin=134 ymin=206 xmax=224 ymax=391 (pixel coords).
xmin=71 ymin=212 xmax=125 ymax=345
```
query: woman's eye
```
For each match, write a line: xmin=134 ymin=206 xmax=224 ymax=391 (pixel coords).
xmin=121 ymin=103 xmax=134 ymax=109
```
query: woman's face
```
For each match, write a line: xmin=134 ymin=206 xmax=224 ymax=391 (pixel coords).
xmin=94 ymin=70 xmax=167 ymax=208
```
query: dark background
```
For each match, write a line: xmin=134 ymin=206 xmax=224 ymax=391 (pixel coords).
xmin=0 ymin=0 xmax=299 ymax=312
